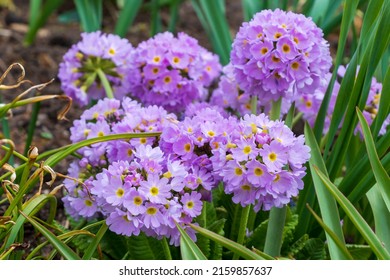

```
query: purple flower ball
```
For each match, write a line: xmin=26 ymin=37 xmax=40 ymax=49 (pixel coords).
xmin=230 ymin=9 xmax=332 ymax=105
xmin=129 ymin=32 xmax=222 ymax=113
xmin=58 ymin=31 xmax=135 ymax=106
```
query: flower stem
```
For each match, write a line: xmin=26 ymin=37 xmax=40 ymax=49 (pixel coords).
xmin=96 ymin=68 xmax=114 ymax=99
xmin=264 ymin=98 xmax=286 ymax=257
xmin=250 ymin=95 xmax=258 ymax=115
xmin=269 ymin=98 xmax=282 ymax=121
xmin=162 ymin=237 xmax=172 ymax=260
xmin=233 ymin=205 xmax=251 ymax=260
xmin=264 ymin=206 xmax=287 ymax=257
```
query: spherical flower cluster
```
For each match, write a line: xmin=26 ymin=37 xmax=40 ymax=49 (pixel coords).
xmin=230 ymin=9 xmax=332 ymax=104
xmin=160 ymin=107 xmax=239 ymax=197
xmin=63 ymin=146 xmax=200 ymax=246
xmin=211 ymin=113 xmax=310 ymax=211
xmin=129 ymin=32 xmax=222 ymax=113
xmin=58 ymin=31 xmax=135 ymax=106
xmin=69 ymin=97 xmax=176 ymax=167
xmin=296 ymin=65 xmax=390 ymax=136
xmin=210 ymin=63 xmax=291 ymax=117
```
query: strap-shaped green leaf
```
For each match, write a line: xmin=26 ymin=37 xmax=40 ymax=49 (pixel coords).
xmin=176 ymin=223 xmax=207 ymax=260
xmin=19 ymin=211 xmax=81 ymax=260
xmin=314 ymin=166 xmax=390 ymax=260
xmin=356 ymin=108 xmax=390 ymax=211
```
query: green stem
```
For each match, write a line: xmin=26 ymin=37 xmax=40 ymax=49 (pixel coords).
xmin=0 ymin=96 xmax=14 ymax=165
xmin=24 ymin=101 xmax=40 ymax=155
xmin=269 ymin=99 xmax=282 ymax=121
xmin=233 ymin=205 xmax=251 ymax=260
xmin=162 ymin=237 xmax=172 ymax=260
xmin=263 ymin=98 xmax=287 ymax=257
xmin=263 ymin=206 xmax=287 ymax=257
xmin=250 ymin=95 xmax=258 ymax=115
xmin=96 ymin=68 xmax=114 ymax=99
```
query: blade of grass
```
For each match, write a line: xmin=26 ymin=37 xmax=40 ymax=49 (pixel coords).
xmin=366 ymin=185 xmax=390 ymax=251
xmin=304 ymin=123 xmax=349 ymax=259
xmin=314 ymin=166 xmax=390 ymax=260
xmin=24 ymin=0 xmax=64 ymax=45
xmin=4 ymin=194 xmax=57 ymax=250
xmin=150 ymin=0 xmax=162 ymax=36
xmin=306 ymin=203 xmax=353 ymax=259
xmin=356 ymin=108 xmax=390 ymax=211
xmin=189 ymin=223 xmax=267 ymax=260
xmin=176 ymin=222 xmax=207 ymax=260
xmin=74 ymin=0 xmax=102 ymax=32
xmin=314 ymin=0 xmax=359 ymax=142
xmin=82 ymin=222 xmax=108 ymax=260
xmin=372 ymin=66 xmax=390 ymax=138
xmin=192 ymin=0 xmax=232 ymax=65
xmin=114 ymin=0 xmax=143 ymax=37
xmin=241 ymin=0 xmax=261 ymax=21
xmin=20 ymin=212 xmax=81 ymax=260
xmin=23 ymin=102 xmax=40 ymax=156
xmin=168 ymin=0 xmax=181 ymax=33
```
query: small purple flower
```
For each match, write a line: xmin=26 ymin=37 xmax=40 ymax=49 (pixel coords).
xmin=181 ymin=192 xmax=203 ymax=217
xmin=139 ymin=174 xmax=171 ymax=204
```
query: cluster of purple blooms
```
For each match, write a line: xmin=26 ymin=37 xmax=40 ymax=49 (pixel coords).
xmin=230 ymin=9 xmax=331 ymax=105
xmin=211 ymin=114 xmax=310 ymax=211
xmin=296 ymin=65 xmax=390 ymax=136
xmin=129 ymin=32 xmax=222 ymax=113
xmin=63 ymin=98 xmax=205 ymax=245
xmin=58 ymin=31 xmax=135 ymax=106
xmin=63 ymin=145 xmax=200 ymax=246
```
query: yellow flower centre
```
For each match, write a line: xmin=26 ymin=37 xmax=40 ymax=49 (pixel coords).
xmin=152 ymin=67 xmax=159 ymax=74
xmin=226 ymin=142 xmax=237 ymax=149
xmin=272 ymin=55 xmax=280 ymax=63
xmin=127 ymin=149 xmax=133 ymax=156
xmin=291 ymin=61 xmax=300 ymax=70
xmin=150 ymin=186 xmax=159 ymax=196
xmin=241 ymin=185 xmax=251 ymax=191
xmin=257 ymin=33 xmax=263 ymax=38
xmin=243 ymin=145 xmax=252 ymax=155
xmin=173 ymin=57 xmax=180 ymax=64
xmin=116 ymin=188 xmax=125 ymax=198
xmin=293 ymin=37 xmax=299 ymax=44
xmin=261 ymin=47 xmax=268 ymax=55
xmin=163 ymin=171 xmax=172 ymax=178
xmin=305 ymin=100 xmax=312 ymax=108
xmin=146 ymin=207 xmax=157 ymax=215
xmin=207 ymin=131 xmax=215 ymax=137
xmin=83 ymin=129 xmax=91 ymax=137
xmin=108 ymin=48 xmax=115 ymax=55
xmin=274 ymin=174 xmax=281 ymax=182
xmin=274 ymin=32 xmax=282 ymax=39
xmin=184 ymin=143 xmax=191 ymax=152
xmin=268 ymin=152 xmax=277 ymax=162
xmin=282 ymin=44 xmax=290 ymax=53
xmin=97 ymin=131 xmax=104 ymax=137
xmin=254 ymin=167 xmax=263 ymax=176
xmin=226 ymin=154 xmax=233 ymax=161
xmin=84 ymin=199 xmax=93 ymax=207
xmin=206 ymin=66 xmax=212 ymax=72
xmin=153 ymin=56 xmax=161 ymax=63
xmin=164 ymin=76 xmax=172 ymax=84
xmin=140 ymin=138 xmax=147 ymax=144
xmin=235 ymin=167 xmax=243 ymax=176
xmin=133 ymin=196 xmax=143 ymax=206
xmin=186 ymin=201 xmax=194 ymax=209
xmin=274 ymin=72 xmax=281 ymax=79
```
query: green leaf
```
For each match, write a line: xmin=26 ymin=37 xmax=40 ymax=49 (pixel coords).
xmin=191 ymin=0 xmax=232 ymax=64
xmin=314 ymin=166 xmax=390 ymax=260
xmin=114 ymin=0 xmax=143 ymax=37
xmin=306 ymin=204 xmax=353 ymax=260
xmin=346 ymin=244 xmax=373 ymax=260
xmin=304 ymin=123 xmax=349 ymax=259
xmin=24 ymin=0 xmax=64 ymax=45
xmin=74 ymin=0 xmax=102 ymax=32
xmin=357 ymin=108 xmax=390 ymax=212
xmin=366 ymin=184 xmax=390 ymax=251
xmin=4 ymin=194 xmax=57 ymax=251
xmin=372 ymin=65 xmax=390 ymax=138
xmin=190 ymin=223 xmax=267 ymax=260
xmin=207 ymin=219 xmax=226 ymax=260
xmin=82 ymin=222 xmax=108 ymax=260
xmin=126 ymin=233 xmax=166 ymax=260
xmin=176 ymin=222 xmax=207 ymax=260
xmin=295 ymin=238 xmax=327 ymax=260
xmin=20 ymin=212 xmax=80 ymax=260
xmin=246 ymin=219 xmax=268 ymax=251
